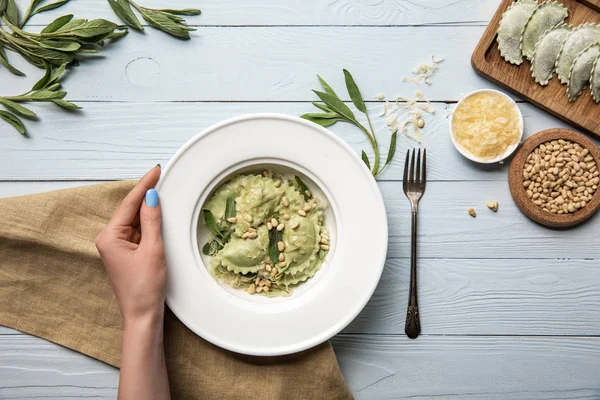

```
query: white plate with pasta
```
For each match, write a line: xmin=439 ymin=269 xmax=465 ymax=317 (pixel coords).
xmin=156 ymin=114 xmax=387 ymax=356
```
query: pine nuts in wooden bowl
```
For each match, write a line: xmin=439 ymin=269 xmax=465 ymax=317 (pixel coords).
xmin=509 ymin=128 xmax=600 ymax=228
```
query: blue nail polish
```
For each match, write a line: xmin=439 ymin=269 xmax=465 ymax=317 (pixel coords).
xmin=146 ymin=189 xmax=159 ymax=208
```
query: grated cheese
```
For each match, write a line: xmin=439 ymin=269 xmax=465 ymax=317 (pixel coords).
xmin=451 ymin=91 xmax=522 ymax=161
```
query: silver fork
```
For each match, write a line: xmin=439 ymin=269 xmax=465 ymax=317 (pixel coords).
xmin=402 ymin=148 xmax=426 ymax=339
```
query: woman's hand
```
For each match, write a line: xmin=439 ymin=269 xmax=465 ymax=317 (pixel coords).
xmin=96 ymin=165 xmax=167 ymax=326
xmin=96 ymin=165 xmax=171 ymax=400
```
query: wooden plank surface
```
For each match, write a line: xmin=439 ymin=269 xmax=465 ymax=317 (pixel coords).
xmin=0 ymin=102 xmax=578 ymax=181
xmin=20 ymin=0 xmax=497 ymax=26
xmin=1 ymin=26 xmax=491 ymax=102
xmin=472 ymin=0 xmax=600 ymax=138
xmin=2 ymin=333 xmax=600 ymax=400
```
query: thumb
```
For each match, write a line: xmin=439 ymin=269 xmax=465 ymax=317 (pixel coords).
xmin=140 ymin=188 xmax=162 ymax=245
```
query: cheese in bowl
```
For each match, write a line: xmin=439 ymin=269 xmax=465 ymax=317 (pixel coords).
xmin=450 ymin=89 xmax=523 ymax=163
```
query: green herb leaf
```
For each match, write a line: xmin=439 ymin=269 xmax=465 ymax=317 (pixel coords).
xmin=140 ymin=9 xmax=195 ymax=40
xmin=203 ymin=209 xmax=224 ymax=238
xmin=317 ymin=75 xmax=337 ymax=97
xmin=295 ymin=176 xmax=311 ymax=201
xmin=0 ymin=110 xmax=25 ymax=135
xmin=312 ymin=102 xmax=334 ymax=113
xmin=31 ymin=0 xmax=71 ymax=17
xmin=361 ymin=150 xmax=371 ymax=170
xmin=300 ymin=112 xmax=339 ymax=128
xmin=41 ymin=14 xmax=73 ymax=33
xmin=52 ymin=99 xmax=81 ymax=109
xmin=381 ymin=131 xmax=397 ymax=171
xmin=313 ymin=90 xmax=355 ymax=122
xmin=39 ymin=39 xmax=81 ymax=52
xmin=48 ymin=62 xmax=67 ymax=85
xmin=54 ymin=18 xmax=86 ymax=32
xmin=0 ymin=0 xmax=7 ymax=14
xmin=5 ymin=0 xmax=19 ymax=27
xmin=343 ymin=69 xmax=366 ymax=113
xmin=32 ymin=61 xmax=52 ymax=91
xmin=318 ymin=249 xmax=326 ymax=259
xmin=30 ymin=90 xmax=67 ymax=100
xmin=156 ymin=8 xmax=201 ymax=16
xmin=30 ymin=47 xmax=75 ymax=66
xmin=268 ymin=228 xmax=283 ymax=264
xmin=66 ymin=19 xmax=119 ymax=38
xmin=202 ymin=242 xmax=212 ymax=255
xmin=0 ymin=44 xmax=25 ymax=76
xmin=108 ymin=0 xmax=143 ymax=31
xmin=45 ymin=82 xmax=61 ymax=91
xmin=0 ymin=98 xmax=37 ymax=118
xmin=224 ymin=195 xmax=236 ymax=220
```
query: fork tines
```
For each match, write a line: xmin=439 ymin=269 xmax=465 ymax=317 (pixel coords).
xmin=403 ymin=148 xmax=427 ymax=192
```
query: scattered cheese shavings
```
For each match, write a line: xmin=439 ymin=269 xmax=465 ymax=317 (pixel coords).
xmin=380 ymin=90 xmax=436 ymax=143
xmin=403 ymin=55 xmax=444 ymax=85
xmin=375 ymin=93 xmax=385 ymax=100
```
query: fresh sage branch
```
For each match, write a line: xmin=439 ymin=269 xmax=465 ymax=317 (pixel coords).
xmin=0 ymin=0 xmax=199 ymax=135
xmin=301 ymin=70 xmax=397 ymax=178
xmin=0 ymin=61 xmax=79 ymax=135
xmin=107 ymin=0 xmax=200 ymax=39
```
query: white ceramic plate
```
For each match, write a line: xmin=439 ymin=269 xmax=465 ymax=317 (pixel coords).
xmin=156 ymin=114 xmax=387 ymax=356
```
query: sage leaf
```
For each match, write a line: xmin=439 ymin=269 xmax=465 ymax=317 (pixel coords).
xmin=157 ymin=8 xmax=201 ymax=16
xmin=141 ymin=9 xmax=194 ymax=40
xmin=41 ymin=14 xmax=73 ymax=33
xmin=31 ymin=0 xmax=71 ymax=17
xmin=32 ymin=62 xmax=52 ymax=91
xmin=300 ymin=113 xmax=339 ymax=128
xmin=313 ymin=90 xmax=355 ymax=122
xmin=69 ymin=19 xmax=118 ymax=38
xmin=0 ymin=0 xmax=6 ymax=14
xmin=55 ymin=18 xmax=86 ymax=33
xmin=39 ymin=39 xmax=81 ymax=52
xmin=30 ymin=90 xmax=67 ymax=100
xmin=0 ymin=110 xmax=25 ymax=135
xmin=361 ymin=150 xmax=371 ymax=170
xmin=318 ymin=249 xmax=326 ymax=259
xmin=0 ymin=44 xmax=25 ymax=76
xmin=202 ymin=242 xmax=212 ymax=255
xmin=224 ymin=195 xmax=236 ymax=220
xmin=312 ymin=102 xmax=334 ymax=113
xmin=108 ymin=0 xmax=143 ymax=31
xmin=0 ymin=98 xmax=37 ymax=118
xmin=295 ymin=176 xmax=311 ymax=201
xmin=45 ymin=82 xmax=61 ymax=91
xmin=268 ymin=228 xmax=283 ymax=264
xmin=383 ymin=131 xmax=397 ymax=168
xmin=48 ymin=62 xmax=67 ymax=85
xmin=52 ymin=99 xmax=81 ymax=109
xmin=317 ymin=75 xmax=337 ymax=97
xmin=203 ymin=209 xmax=224 ymax=238
xmin=343 ymin=69 xmax=366 ymax=113
xmin=5 ymin=0 xmax=19 ymax=26
xmin=30 ymin=47 xmax=74 ymax=66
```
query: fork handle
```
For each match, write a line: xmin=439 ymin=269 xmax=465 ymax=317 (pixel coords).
xmin=405 ymin=206 xmax=421 ymax=339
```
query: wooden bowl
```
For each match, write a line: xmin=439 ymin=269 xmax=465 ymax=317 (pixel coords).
xmin=508 ymin=128 xmax=600 ymax=228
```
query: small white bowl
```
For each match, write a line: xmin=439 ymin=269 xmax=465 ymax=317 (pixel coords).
xmin=449 ymin=89 xmax=524 ymax=164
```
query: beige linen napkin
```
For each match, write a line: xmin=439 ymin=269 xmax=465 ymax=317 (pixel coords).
xmin=0 ymin=181 xmax=352 ymax=400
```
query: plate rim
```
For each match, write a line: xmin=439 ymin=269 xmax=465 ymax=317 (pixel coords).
xmin=156 ymin=113 xmax=388 ymax=355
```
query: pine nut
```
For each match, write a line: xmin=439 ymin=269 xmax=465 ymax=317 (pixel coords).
xmin=274 ymin=180 xmax=282 ymax=188
xmin=283 ymin=214 xmax=291 ymax=221
xmin=248 ymin=284 xmax=256 ymax=294
xmin=279 ymin=253 xmax=285 ymax=261
xmin=245 ymin=215 xmax=253 ymax=223
xmin=282 ymin=197 xmax=290 ymax=207
xmin=320 ymin=244 xmax=330 ymax=250
xmin=265 ymin=264 xmax=272 ymax=272
xmin=277 ymin=241 xmax=285 ymax=251
xmin=298 ymin=210 xmax=307 ymax=217
xmin=271 ymin=218 xmax=278 ymax=227
xmin=242 ymin=232 xmax=249 ymax=239
xmin=276 ymin=223 xmax=285 ymax=231
xmin=227 ymin=217 xmax=237 ymax=223
xmin=267 ymin=222 xmax=273 ymax=230
xmin=248 ymin=231 xmax=258 ymax=239
xmin=291 ymin=221 xmax=300 ymax=229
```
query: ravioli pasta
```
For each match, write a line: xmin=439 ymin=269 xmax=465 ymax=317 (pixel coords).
xmin=496 ymin=1 xmax=600 ymax=104
xmin=201 ymin=172 xmax=330 ymax=296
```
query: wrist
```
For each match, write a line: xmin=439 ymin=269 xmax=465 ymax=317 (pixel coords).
xmin=123 ymin=305 xmax=165 ymax=338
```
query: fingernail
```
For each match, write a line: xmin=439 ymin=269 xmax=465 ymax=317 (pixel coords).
xmin=156 ymin=163 xmax=161 ymax=169
xmin=146 ymin=189 xmax=159 ymax=208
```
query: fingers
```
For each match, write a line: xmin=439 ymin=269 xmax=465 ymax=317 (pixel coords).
xmin=140 ymin=188 xmax=162 ymax=245
xmin=109 ymin=165 xmax=161 ymax=228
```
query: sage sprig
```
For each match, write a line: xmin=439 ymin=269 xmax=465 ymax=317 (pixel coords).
xmin=20 ymin=0 xmax=72 ymax=28
xmin=301 ymin=70 xmax=397 ymax=178
xmin=108 ymin=0 xmax=200 ymax=39
xmin=0 ymin=61 xmax=79 ymax=135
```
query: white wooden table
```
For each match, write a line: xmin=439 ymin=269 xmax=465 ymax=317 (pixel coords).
xmin=2 ymin=1 xmax=600 ymax=398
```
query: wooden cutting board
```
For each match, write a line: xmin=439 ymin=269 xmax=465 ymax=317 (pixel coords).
xmin=472 ymin=0 xmax=600 ymax=139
